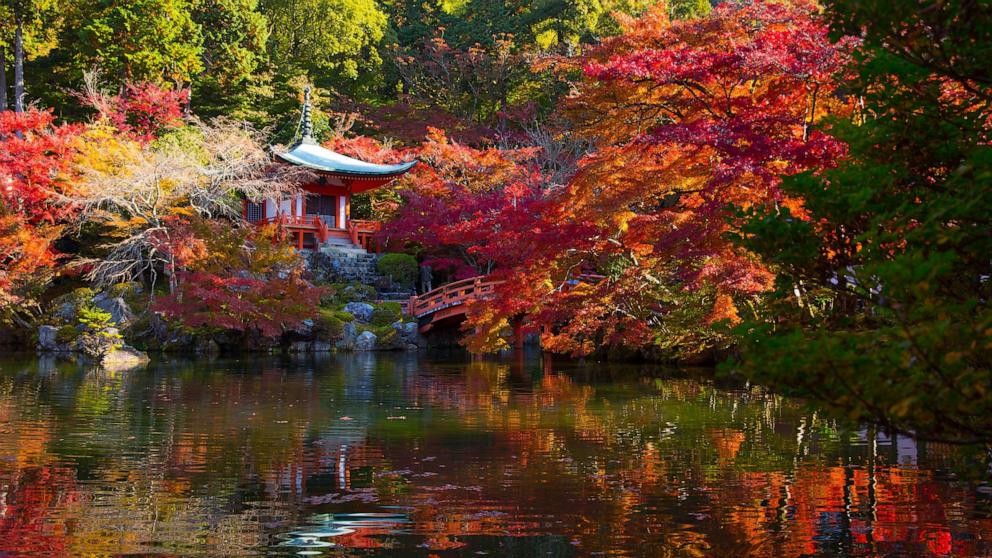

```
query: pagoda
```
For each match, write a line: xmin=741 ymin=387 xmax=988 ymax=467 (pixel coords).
xmin=244 ymin=87 xmax=416 ymax=251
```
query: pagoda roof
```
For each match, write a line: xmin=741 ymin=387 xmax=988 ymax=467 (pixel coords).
xmin=277 ymin=140 xmax=416 ymax=177
xmin=276 ymin=86 xmax=416 ymax=179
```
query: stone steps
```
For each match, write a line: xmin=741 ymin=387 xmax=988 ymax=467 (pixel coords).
xmin=307 ymin=243 xmax=417 ymax=305
xmin=318 ymin=243 xmax=383 ymax=283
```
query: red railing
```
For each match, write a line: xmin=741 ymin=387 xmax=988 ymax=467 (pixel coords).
xmin=348 ymin=219 xmax=382 ymax=253
xmin=257 ymin=213 xmax=337 ymax=246
xmin=255 ymin=214 xmax=386 ymax=252
xmin=407 ymin=276 xmax=504 ymax=319
xmin=257 ymin=213 xmax=325 ymax=229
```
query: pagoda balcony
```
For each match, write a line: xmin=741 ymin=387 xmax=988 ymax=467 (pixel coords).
xmin=256 ymin=213 xmax=382 ymax=252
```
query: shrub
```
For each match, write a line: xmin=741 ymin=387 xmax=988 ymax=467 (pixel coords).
xmin=370 ymin=302 xmax=403 ymax=326
xmin=321 ymin=282 xmax=376 ymax=306
xmin=50 ymin=287 xmax=96 ymax=324
xmin=316 ymin=308 xmax=345 ymax=340
xmin=77 ymin=305 xmax=114 ymax=331
xmin=56 ymin=325 xmax=80 ymax=343
xmin=376 ymin=253 xmax=418 ymax=286
xmin=108 ymin=283 xmax=132 ymax=298
xmin=68 ymin=287 xmax=96 ymax=305
xmin=362 ymin=323 xmax=399 ymax=345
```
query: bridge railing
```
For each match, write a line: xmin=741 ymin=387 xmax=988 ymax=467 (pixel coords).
xmin=407 ymin=276 xmax=503 ymax=319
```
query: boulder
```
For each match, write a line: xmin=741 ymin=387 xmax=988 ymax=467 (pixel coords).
xmin=37 ymin=325 xmax=58 ymax=351
xmin=393 ymin=321 xmax=419 ymax=341
xmin=162 ymin=333 xmax=195 ymax=352
xmin=99 ymin=345 xmax=150 ymax=371
xmin=335 ymin=321 xmax=359 ymax=350
xmin=295 ymin=319 xmax=315 ymax=336
xmin=343 ymin=302 xmax=374 ymax=323
xmin=354 ymin=330 xmax=377 ymax=351
xmin=289 ymin=341 xmax=311 ymax=353
xmin=194 ymin=338 xmax=221 ymax=354
xmin=392 ymin=320 xmax=421 ymax=348
xmin=93 ymin=296 xmax=134 ymax=326
xmin=55 ymin=302 xmax=76 ymax=321
xmin=76 ymin=329 xmax=122 ymax=358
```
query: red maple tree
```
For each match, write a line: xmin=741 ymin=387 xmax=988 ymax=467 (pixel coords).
xmin=0 ymin=110 xmax=81 ymax=320
xmin=153 ymin=217 xmax=322 ymax=338
xmin=456 ymin=1 xmax=857 ymax=356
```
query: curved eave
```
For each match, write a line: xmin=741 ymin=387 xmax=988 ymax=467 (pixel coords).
xmin=276 ymin=142 xmax=417 ymax=178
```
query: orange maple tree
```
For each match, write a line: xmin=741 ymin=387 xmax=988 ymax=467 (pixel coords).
xmin=456 ymin=1 xmax=857 ymax=357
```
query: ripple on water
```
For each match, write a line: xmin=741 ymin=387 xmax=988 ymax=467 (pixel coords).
xmin=0 ymin=353 xmax=989 ymax=557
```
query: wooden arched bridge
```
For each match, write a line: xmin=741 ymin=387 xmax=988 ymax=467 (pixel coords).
xmin=404 ymin=273 xmax=605 ymax=346
xmin=406 ymin=276 xmax=503 ymax=334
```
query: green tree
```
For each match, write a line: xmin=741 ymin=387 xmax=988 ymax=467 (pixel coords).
xmin=190 ymin=0 xmax=270 ymax=116
xmin=667 ymin=0 xmax=709 ymax=20
xmin=0 ymin=0 xmax=61 ymax=111
xmin=728 ymin=0 xmax=992 ymax=445
xmin=76 ymin=0 xmax=204 ymax=88
xmin=262 ymin=0 xmax=388 ymax=93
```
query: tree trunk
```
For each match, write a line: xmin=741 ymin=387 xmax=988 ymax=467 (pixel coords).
xmin=0 ymin=45 xmax=7 ymax=111
xmin=13 ymin=12 xmax=25 ymax=113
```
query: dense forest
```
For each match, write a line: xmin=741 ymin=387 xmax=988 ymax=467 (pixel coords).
xmin=1 ymin=0 xmax=990 ymax=448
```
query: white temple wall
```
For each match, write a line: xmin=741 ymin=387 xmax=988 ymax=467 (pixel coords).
xmin=264 ymin=195 xmax=304 ymax=219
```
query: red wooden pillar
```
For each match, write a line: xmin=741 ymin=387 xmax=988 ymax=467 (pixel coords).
xmin=297 ymin=231 xmax=303 ymax=250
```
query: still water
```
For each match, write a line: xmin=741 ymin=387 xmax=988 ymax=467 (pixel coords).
xmin=0 ymin=352 xmax=989 ymax=557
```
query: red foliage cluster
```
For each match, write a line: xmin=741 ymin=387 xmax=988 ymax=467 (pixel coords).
xmin=0 ymin=110 xmax=81 ymax=224
xmin=90 ymin=82 xmax=188 ymax=143
xmin=372 ymin=1 xmax=857 ymax=356
xmin=330 ymin=129 xmax=551 ymax=276
xmin=502 ymin=1 xmax=856 ymax=356
xmin=0 ymin=110 xmax=81 ymax=314
xmin=153 ymin=217 xmax=322 ymax=338
xmin=157 ymin=269 xmax=319 ymax=337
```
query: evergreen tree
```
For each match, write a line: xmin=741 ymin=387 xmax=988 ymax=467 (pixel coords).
xmin=730 ymin=0 xmax=992 ymax=445
xmin=76 ymin=0 xmax=204 ymax=88
xmin=668 ymin=0 xmax=709 ymax=20
xmin=261 ymin=0 xmax=388 ymax=95
xmin=190 ymin=0 xmax=270 ymax=116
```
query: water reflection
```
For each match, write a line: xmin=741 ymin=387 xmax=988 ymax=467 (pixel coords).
xmin=0 ymin=352 xmax=988 ymax=557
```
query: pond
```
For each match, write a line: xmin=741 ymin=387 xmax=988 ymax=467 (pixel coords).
xmin=0 ymin=352 xmax=989 ymax=557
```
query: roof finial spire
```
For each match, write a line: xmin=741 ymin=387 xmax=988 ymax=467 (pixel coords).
xmin=300 ymin=85 xmax=315 ymax=144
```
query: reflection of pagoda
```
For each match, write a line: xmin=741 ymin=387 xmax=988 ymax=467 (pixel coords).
xmin=244 ymin=87 xmax=416 ymax=251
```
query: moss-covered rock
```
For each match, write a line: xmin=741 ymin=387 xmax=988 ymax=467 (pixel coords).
xmin=322 ymin=282 xmax=377 ymax=306
xmin=370 ymin=302 xmax=403 ymax=326
xmin=56 ymin=325 xmax=80 ymax=344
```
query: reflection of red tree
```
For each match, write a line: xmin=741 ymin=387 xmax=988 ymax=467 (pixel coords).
xmin=707 ymin=428 xmax=746 ymax=462
xmin=709 ymin=463 xmax=992 ymax=557
xmin=379 ymin=367 xmax=992 ymax=557
xmin=0 ymin=466 xmax=78 ymax=557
